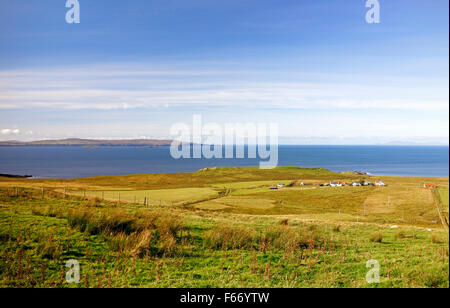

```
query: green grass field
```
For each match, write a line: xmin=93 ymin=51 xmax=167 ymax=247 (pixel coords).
xmin=0 ymin=167 xmax=448 ymax=288
xmin=439 ymin=189 xmax=449 ymax=213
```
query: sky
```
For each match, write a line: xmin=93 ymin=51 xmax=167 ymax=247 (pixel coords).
xmin=0 ymin=0 xmax=448 ymax=145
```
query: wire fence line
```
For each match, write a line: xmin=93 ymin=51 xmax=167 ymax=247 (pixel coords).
xmin=0 ymin=186 xmax=169 ymax=207
xmin=0 ymin=186 xmax=228 ymax=209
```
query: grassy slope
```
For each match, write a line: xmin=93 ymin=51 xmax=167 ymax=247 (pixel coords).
xmin=0 ymin=194 xmax=448 ymax=288
xmin=0 ymin=167 xmax=342 ymax=190
xmin=0 ymin=167 xmax=449 ymax=288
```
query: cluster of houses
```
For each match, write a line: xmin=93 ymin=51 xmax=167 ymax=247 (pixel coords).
xmin=272 ymin=180 xmax=387 ymax=190
xmin=273 ymin=181 xmax=438 ymax=190
xmin=323 ymin=180 xmax=386 ymax=187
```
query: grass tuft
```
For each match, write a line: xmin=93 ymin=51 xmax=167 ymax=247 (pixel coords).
xmin=370 ymin=232 xmax=383 ymax=243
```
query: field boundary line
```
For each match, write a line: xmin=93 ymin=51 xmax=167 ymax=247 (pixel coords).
xmin=432 ymin=188 xmax=449 ymax=232
xmin=180 ymin=188 xmax=231 ymax=207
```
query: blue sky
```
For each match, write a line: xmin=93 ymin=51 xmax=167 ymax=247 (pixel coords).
xmin=0 ymin=0 xmax=448 ymax=144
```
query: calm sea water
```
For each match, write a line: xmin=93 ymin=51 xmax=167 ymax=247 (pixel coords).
xmin=0 ymin=146 xmax=448 ymax=179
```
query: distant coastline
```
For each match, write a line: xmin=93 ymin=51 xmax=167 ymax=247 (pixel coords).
xmin=0 ymin=138 xmax=172 ymax=147
xmin=0 ymin=173 xmax=32 ymax=179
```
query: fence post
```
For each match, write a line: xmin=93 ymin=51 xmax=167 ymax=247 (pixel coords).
xmin=42 ymin=188 xmax=44 ymax=199
xmin=144 ymin=197 xmax=147 ymax=206
xmin=64 ymin=188 xmax=66 ymax=199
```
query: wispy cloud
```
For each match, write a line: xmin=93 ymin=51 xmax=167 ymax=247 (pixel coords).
xmin=0 ymin=64 xmax=448 ymax=111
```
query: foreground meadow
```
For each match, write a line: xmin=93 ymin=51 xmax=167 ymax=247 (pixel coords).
xmin=0 ymin=167 xmax=448 ymax=288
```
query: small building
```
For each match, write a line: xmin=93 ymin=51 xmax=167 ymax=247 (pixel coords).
xmin=375 ymin=180 xmax=387 ymax=187
xmin=277 ymin=184 xmax=285 ymax=189
xmin=424 ymin=184 xmax=437 ymax=189
xmin=362 ymin=181 xmax=372 ymax=186
xmin=330 ymin=181 xmax=343 ymax=187
xmin=352 ymin=182 xmax=362 ymax=187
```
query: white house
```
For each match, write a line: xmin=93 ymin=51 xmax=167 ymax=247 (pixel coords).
xmin=352 ymin=182 xmax=362 ymax=187
xmin=375 ymin=180 xmax=386 ymax=187
xmin=330 ymin=181 xmax=343 ymax=187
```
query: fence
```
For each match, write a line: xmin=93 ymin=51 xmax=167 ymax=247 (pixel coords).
xmin=0 ymin=186 xmax=170 ymax=207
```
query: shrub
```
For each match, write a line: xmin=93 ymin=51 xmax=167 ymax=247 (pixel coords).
xmin=108 ymin=229 xmax=154 ymax=257
xmin=82 ymin=198 xmax=102 ymax=208
xmin=333 ymin=225 xmax=341 ymax=233
xmin=67 ymin=209 xmax=94 ymax=232
xmin=205 ymin=225 xmax=257 ymax=250
xmin=159 ymin=232 xmax=178 ymax=256
xmin=395 ymin=231 xmax=406 ymax=240
xmin=279 ymin=219 xmax=289 ymax=226
xmin=37 ymin=234 xmax=61 ymax=259
xmin=31 ymin=206 xmax=45 ymax=216
xmin=68 ymin=208 xmax=186 ymax=257
xmin=308 ymin=224 xmax=318 ymax=231
xmin=97 ymin=210 xmax=135 ymax=234
xmin=67 ymin=209 xmax=134 ymax=235
xmin=431 ymin=234 xmax=443 ymax=244
xmin=370 ymin=232 xmax=383 ymax=243
xmin=155 ymin=215 xmax=184 ymax=238
xmin=265 ymin=225 xmax=312 ymax=253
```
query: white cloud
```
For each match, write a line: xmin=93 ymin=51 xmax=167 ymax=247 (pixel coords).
xmin=1 ymin=128 xmax=20 ymax=135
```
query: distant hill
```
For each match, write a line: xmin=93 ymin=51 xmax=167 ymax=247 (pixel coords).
xmin=0 ymin=138 xmax=172 ymax=146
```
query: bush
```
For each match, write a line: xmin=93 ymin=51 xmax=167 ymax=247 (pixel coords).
xmin=67 ymin=209 xmax=135 ymax=235
xmin=67 ymin=209 xmax=94 ymax=232
xmin=370 ymin=232 xmax=383 ymax=243
xmin=69 ymin=208 xmax=186 ymax=257
xmin=205 ymin=225 xmax=257 ymax=250
xmin=333 ymin=225 xmax=341 ymax=233
xmin=395 ymin=230 xmax=406 ymax=240
xmin=158 ymin=232 xmax=179 ymax=256
xmin=108 ymin=229 xmax=154 ymax=257
xmin=279 ymin=219 xmax=289 ymax=226
xmin=155 ymin=215 xmax=184 ymax=238
xmin=82 ymin=198 xmax=102 ymax=208
xmin=431 ymin=234 xmax=443 ymax=244
xmin=264 ymin=225 xmax=315 ymax=253
xmin=37 ymin=234 xmax=62 ymax=259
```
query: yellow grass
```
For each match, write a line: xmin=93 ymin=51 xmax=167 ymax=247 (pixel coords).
xmin=196 ymin=197 xmax=276 ymax=211
xmin=0 ymin=167 xmax=448 ymax=229
xmin=67 ymin=187 xmax=220 ymax=205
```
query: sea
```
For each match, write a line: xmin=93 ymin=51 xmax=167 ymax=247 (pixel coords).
xmin=0 ymin=145 xmax=448 ymax=179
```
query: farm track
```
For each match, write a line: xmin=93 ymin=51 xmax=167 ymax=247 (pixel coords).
xmin=180 ymin=188 xmax=232 ymax=207
xmin=432 ymin=188 xmax=449 ymax=232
